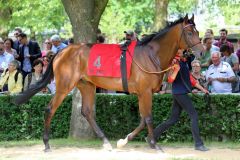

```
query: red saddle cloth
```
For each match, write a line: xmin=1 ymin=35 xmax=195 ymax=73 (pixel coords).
xmin=87 ymin=41 xmax=137 ymax=78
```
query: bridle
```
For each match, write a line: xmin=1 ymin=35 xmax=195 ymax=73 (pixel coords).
xmin=179 ymin=23 xmax=202 ymax=56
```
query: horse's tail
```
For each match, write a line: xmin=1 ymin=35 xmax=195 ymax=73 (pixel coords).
xmin=13 ymin=54 xmax=57 ymax=105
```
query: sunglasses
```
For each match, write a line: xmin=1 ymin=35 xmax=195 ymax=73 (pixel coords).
xmin=45 ymin=42 xmax=51 ymax=44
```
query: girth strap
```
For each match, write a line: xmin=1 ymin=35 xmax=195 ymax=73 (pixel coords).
xmin=120 ymin=40 xmax=131 ymax=92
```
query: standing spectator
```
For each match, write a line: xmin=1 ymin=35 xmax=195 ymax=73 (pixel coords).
xmin=50 ymin=34 xmax=67 ymax=54
xmin=213 ymin=28 xmax=234 ymax=53
xmin=41 ymin=39 xmax=52 ymax=57
xmin=206 ymin=51 xmax=236 ymax=93
xmin=191 ymin=60 xmax=208 ymax=93
xmin=220 ymin=44 xmax=239 ymax=92
xmin=201 ymin=34 xmax=220 ymax=70
xmin=4 ymin=38 xmax=18 ymax=59
xmin=12 ymin=27 xmax=22 ymax=54
xmin=0 ymin=60 xmax=23 ymax=94
xmin=236 ymin=39 xmax=240 ymax=62
xmin=17 ymin=33 xmax=41 ymax=78
xmin=68 ymin=37 xmax=74 ymax=45
xmin=153 ymin=49 xmax=209 ymax=152
xmin=0 ymin=43 xmax=14 ymax=76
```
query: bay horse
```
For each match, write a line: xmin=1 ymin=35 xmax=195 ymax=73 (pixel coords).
xmin=14 ymin=14 xmax=203 ymax=151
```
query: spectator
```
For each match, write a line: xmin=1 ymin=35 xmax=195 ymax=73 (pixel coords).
xmin=50 ymin=34 xmax=67 ymax=54
xmin=17 ymin=33 xmax=41 ymax=78
xmin=96 ymin=35 xmax=105 ymax=43
xmin=220 ymin=44 xmax=239 ymax=92
xmin=236 ymin=39 xmax=240 ymax=63
xmin=42 ymin=55 xmax=50 ymax=73
xmin=213 ymin=28 xmax=234 ymax=53
xmin=0 ymin=60 xmax=23 ymax=94
xmin=158 ymin=74 xmax=172 ymax=94
xmin=201 ymin=34 xmax=220 ymax=70
xmin=206 ymin=51 xmax=236 ymax=93
xmin=4 ymin=38 xmax=18 ymax=59
xmin=24 ymin=59 xmax=47 ymax=93
xmin=42 ymin=39 xmax=52 ymax=57
xmin=191 ymin=60 xmax=208 ymax=93
xmin=204 ymin=28 xmax=217 ymax=44
xmin=68 ymin=37 xmax=74 ymax=45
xmin=0 ymin=42 xmax=14 ymax=76
xmin=12 ymin=27 xmax=22 ymax=54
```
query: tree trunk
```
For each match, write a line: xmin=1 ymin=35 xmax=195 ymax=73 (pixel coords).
xmin=61 ymin=0 xmax=108 ymax=138
xmin=153 ymin=0 xmax=169 ymax=31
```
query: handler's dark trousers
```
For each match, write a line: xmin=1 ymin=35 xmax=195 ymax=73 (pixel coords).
xmin=153 ymin=94 xmax=204 ymax=147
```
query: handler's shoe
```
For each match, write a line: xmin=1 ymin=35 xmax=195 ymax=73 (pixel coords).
xmin=195 ymin=145 xmax=209 ymax=151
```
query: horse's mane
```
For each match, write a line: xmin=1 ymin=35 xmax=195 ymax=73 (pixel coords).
xmin=138 ymin=17 xmax=195 ymax=46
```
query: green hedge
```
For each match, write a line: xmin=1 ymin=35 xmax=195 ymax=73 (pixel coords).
xmin=0 ymin=94 xmax=240 ymax=142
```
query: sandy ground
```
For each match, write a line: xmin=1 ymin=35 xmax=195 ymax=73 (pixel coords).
xmin=0 ymin=145 xmax=240 ymax=160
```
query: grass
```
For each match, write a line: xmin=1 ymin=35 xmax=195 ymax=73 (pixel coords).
xmin=0 ymin=138 xmax=240 ymax=150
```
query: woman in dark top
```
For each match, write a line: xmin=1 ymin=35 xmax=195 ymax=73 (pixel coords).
xmin=153 ymin=49 xmax=209 ymax=151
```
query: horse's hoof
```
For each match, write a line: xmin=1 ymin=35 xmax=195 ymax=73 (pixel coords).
xmin=44 ymin=148 xmax=52 ymax=152
xmin=117 ymin=138 xmax=128 ymax=148
xmin=103 ymin=143 xmax=113 ymax=151
xmin=145 ymin=137 xmax=163 ymax=151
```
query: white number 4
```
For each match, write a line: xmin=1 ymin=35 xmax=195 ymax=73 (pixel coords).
xmin=93 ymin=56 xmax=101 ymax=68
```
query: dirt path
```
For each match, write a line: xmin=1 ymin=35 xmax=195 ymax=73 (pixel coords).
xmin=0 ymin=145 xmax=240 ymax=160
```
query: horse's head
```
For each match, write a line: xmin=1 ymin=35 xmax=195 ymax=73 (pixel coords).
xmin=178 ymin=14 xmax=204 ymax=57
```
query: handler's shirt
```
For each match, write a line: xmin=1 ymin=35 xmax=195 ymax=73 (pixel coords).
xmin=206 ymin=61 xmax=235 ymax=93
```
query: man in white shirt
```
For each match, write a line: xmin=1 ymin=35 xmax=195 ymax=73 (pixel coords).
xmin=206 ymin=51 xmax=236 ymax=93
xmin=0 ymin=45 xmax=14 ymax=76
xmin=50 ymin=35 xmax=67 ymax=54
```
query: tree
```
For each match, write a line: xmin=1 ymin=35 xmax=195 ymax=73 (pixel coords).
xmin=0 ymin=0 xmax=68 ymax=40
xmin=61 ymin=0 xmax=109 ymax=138
xmin=153 ymin=0 xmax=169 ymax=31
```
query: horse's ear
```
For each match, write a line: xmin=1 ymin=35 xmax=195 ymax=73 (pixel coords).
xmin=190 ymin=14 xmax=194 ymax=22
xmin=184 ymin=14 xmax=189 ymax=23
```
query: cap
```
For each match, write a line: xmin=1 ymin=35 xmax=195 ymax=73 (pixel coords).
xmin=50 ymin=34 xmax=61 ymax=41
xmin=124 ymin=30 xmax=134 ymax=36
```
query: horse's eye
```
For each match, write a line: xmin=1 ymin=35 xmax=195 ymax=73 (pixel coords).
xmin=188 ymin=32 xmax=193 ymax=36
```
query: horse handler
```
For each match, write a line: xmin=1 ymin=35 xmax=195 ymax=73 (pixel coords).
xmin=153 ymin=49 xmax=209 ymax=151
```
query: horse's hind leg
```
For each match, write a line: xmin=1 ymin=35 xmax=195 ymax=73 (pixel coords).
xmin=43 ymin=92 xmax=69 ymax=152
xmin=76 ymin=81 xmax=112 ymax=150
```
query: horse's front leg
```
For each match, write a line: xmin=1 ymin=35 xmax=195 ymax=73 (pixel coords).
xmin=117 ymin=117 xmax=145 ymax=148
xmin=117 ymin=91 xmax=160 ymax=150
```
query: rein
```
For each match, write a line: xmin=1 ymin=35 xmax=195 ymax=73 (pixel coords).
xmin=127 ymin=49 xmax=173 ymax=74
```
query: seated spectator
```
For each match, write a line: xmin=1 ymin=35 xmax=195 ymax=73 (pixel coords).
xmin=191 ymin=60 xmax=208 ymax=93
xmin=42 ymin=55 xmax=50 ymax=74
xmin=158 ymin=74 xmax=172 ymax=94
xmin=220 ymin=44 xmax=239 ymax=92
xmin=0 ymin=60 xmax=23 ymax=94
xmin=50 ymin=34 xmax=67 ymax=54
xmin=24 ymin=59 xmax=48 ymax=93
xmin=200 ymin=34 xmax=219 ymax=70
xmin=206 ymin=51 xmax=236 ymax=93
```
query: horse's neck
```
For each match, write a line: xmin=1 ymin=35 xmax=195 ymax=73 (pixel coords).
xmin=154 ymin=25 xmax=181 ymax=69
